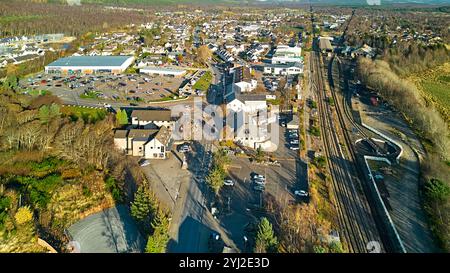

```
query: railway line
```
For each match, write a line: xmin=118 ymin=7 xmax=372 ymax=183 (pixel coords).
xmin=310 ymin=49 xmax=383 ymax=253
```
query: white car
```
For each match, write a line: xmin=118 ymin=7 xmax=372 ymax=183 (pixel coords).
xmin=179 ymin=144 xmax=190 ymax=153
xmin=253 ymin=178 xmax=266 ymax=185
xmin=223 ymin=178 xmax=235 ymax=186
xmin=294 ymin=190 xmax=308 ymax=197
xmin=252 ymin=174 xmax=265 ymax=180
xmin=139 ymin=159 xmax=150 ymax=167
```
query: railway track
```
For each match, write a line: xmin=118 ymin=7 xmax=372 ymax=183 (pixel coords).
xmin=329 ymin=57 xmax=396 ymax=252
xmin=311 ymin=50 xmax=382 ymax=253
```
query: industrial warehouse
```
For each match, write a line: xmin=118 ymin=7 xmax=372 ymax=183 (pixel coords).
xmin=44 ymin=55 xmax=135 ymax=74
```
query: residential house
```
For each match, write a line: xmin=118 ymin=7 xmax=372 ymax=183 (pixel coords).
xmin=216 ymin=49 xmax=234 ymax=62
xmin=131 ymin=109 xmax=177 ymax=130
xmin=114 ymin=127 xmax=171 ymax=159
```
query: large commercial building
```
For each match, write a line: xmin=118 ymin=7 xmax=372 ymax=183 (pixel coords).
xmin=45 ymin=55 xmax=134 ymax=74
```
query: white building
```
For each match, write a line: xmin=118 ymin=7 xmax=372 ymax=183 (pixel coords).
xmin=271 ymin=45 xmax=302 ymax=64
xmin=140 ymin=66 xmax=186 ymax=77
xmin=264 ymin=62 xmax=303 ymax=76
xmin=224 ymin=86 xmax=276 ymax=151
xmin=114 ymin=127 xmax=171 ymax=159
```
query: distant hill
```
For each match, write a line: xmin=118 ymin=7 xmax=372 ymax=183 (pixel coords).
xmin=25 ymin=0 xmax=450 ymax=5
xmin=264 ymin=0 xmax=450 ymax=4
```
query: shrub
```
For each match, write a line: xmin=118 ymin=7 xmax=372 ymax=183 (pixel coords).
xmin=14 ymin=206 xmax=33 ymax=225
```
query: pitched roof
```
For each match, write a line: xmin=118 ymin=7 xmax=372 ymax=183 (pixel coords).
xmin=238 ymin=93 xmax=267 ymax=102
xmin=131 ymin=109 xmax=172 ymax=122
xmin=114 ymin=129 xmax=128 ymax=139
xmin=264 ymin=62 xmax=303 ymax=69
xmin=154 ymin=126 xmax=171 ymax=145
xmin=319 ymin=39 xmax=333 ymax=51
xmin=233 ymin=66 xmax=252 ymax=83
xmin=128 ymin=129 xmax=159 ymax=140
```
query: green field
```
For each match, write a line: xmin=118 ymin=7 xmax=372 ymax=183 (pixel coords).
xmin=0 ymin=15 xmax=42 ymax=24
xmin=421 ymin=81 xmax=450 ymax=113
xmin=61 ymin=106 xmax=107 ymax=123
xmin=192 ymin=71 xmax=213 ymax=91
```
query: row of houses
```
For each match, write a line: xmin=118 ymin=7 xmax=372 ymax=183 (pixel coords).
xmin=0 ymin=34 xmax=68 ymax=68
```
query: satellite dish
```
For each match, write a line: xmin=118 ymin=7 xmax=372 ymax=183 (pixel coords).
xmin=67 ymin=241 xmax=81 ymax=253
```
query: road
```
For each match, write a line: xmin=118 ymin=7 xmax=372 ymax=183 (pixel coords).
xmin=168 ymin=140 xmax=211 ymax=252
xmin=168 ymin=62 xmax=236 ymax=252
xmin=310 ymin=46 xmax=383 ymax=253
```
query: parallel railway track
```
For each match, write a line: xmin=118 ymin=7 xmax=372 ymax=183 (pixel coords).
xmin=311 ymin=50 xmax=383 ymax=253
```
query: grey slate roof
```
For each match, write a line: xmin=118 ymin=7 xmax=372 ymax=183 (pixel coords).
xmin=131 ymin=109 xmax=173 ymax=122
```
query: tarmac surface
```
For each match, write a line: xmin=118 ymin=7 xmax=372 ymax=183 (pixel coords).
xmin=67 ymin=205 xmax=145 ymax=253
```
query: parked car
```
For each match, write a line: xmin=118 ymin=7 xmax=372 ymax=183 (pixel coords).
xmin=253 ymin=179 xmax=266 ymax=186
xmin=179 ymin=145 xmax=190 ymax=153
xmin=253 ymin=185 xmax=265 ymax=192
xmin=252 ymin=173 xmax=265 ymax=180
xmin=294 ymin=190 xmax=308 ymax=197
xmin=139 ymin=159 xmax=150 ymax=167
xmin=289 ymin=145 xmax=300 ymax=150
xmin=223 ymin=178 xmax=235 ymax=186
